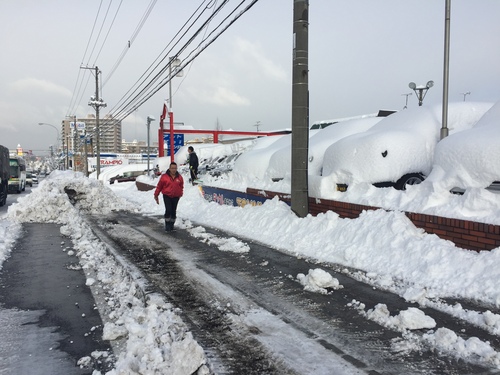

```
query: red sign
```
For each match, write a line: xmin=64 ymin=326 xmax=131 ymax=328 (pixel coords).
xmin=101 ymin=159 xmax=123 ymax=165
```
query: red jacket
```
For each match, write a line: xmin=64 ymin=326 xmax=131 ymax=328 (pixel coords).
xmin=154 ymin=172 xmax=184 ymax=198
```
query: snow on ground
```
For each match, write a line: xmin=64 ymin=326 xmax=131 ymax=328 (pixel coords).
xmin=2 ymin=172 xmax=209 ymax=375
xmin=1 ymin=101 xmax=500 ymax=372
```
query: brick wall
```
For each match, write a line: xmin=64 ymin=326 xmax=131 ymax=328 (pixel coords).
xmin=247 ymin=187 xmax=500 ymax=252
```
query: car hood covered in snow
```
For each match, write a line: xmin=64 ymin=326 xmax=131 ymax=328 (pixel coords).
xmin=322 ymin=102 xmax=493 ymax=186
xmin=427 ymin=100 xmax=500 ymax=189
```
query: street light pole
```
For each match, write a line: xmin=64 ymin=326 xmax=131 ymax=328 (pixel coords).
xmin=408 ymin=81 xmax=434 ymax=106
xmin=441 ymin=0 xmax=451 ymax=140
xmin=168 ymin=57 xmax=183 ymax=162
xmin=146 ymin=116 xmax=155 ymax=176
xmin=38 ymin=122 xmax=60 ymax=151
xmin=38 ymin=122 xmax=61 ymax=167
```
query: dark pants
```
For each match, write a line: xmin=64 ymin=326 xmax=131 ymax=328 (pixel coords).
xmin=162 ymin=195 xmax=180 ymax=223
xmin=190 ymin=168 xmax=198 ymax=184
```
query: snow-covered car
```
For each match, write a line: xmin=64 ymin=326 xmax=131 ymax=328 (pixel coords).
xmin=266 ymin=115 xmax=386 ymax=180
xmin=427 ymin=100 xmax=500 ymax=192
xmin=232 ymin=135 xmax=291 ymax=180
xmin=175 ymin=142 xmax=254 ymax=179
xmin=322 ymin=102 xmax=493 ymax=191
xmin=109 ymin=170 xmax=145 ymax=184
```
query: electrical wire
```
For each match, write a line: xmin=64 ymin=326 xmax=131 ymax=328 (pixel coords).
xmin=77 ymin=0 xmax=261 ymax=146
xmin=91 ymin=0 xmax=124 ymax=78
xmin=96 ymin=0 xmax=259 ymax=138
xmin=66 ymin=0 xmax=104 ymax=117
xmin=107 ymin=0 xmax=223 ymax=119
xmin=103 ymin=0 xmax=158 ymax=88
xmin=99 ymin=0 xmax=229 ymax=128
xmin=68 ymin=0 xmax=122 ymax=115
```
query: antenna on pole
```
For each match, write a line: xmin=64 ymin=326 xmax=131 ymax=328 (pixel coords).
xmin=460 ymin=91 xmax=471 ymax=101
xmin=401 ymin=93 xmax=412 ymax=109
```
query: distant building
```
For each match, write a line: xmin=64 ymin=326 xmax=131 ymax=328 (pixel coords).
xmin=121 ymin=139 xmax=158 ymax=154
xmin=61 ymin=114 xmax=122 ymax=154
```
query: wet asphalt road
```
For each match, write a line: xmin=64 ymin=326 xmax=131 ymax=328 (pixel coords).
xmin=0 ymin=222 xmax=113 ymax=375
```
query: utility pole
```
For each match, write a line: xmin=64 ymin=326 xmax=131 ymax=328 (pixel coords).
xmin=84 ymin=66 xmax=107 ymax=179
xmin=291 ymin=0 xmax=309 ymax=217
xmin=84 ymin=130 xmax=89 ymax=176
xmin=146 ymin=116 xmax=155 ymax=176
xmin=63 ymin=135 xmax=69 ymax=170
xmin=73 ymin=115 xmax=78 ymax=171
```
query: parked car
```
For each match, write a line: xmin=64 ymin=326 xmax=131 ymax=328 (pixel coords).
xmin=26 ymin=172 xmax=34 ymax=187
xmin=322 ymin=102 xmax=493 ymax=191
xmin=266 ymin=115 xmax=386 ymax=180
xmin=427 ymin=100 xmax=500 ymax=193
xmin=109 ymin=170 xmax=145 ymax=184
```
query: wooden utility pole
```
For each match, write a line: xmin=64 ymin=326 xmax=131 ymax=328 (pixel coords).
xmin=84 ymin=66 xmax=106 ymax=179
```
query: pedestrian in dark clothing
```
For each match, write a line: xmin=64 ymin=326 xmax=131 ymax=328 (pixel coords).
xmin=154 ymin=162 xmax=184 ymax=231
xmin=187 ymin=146 xmax=199 ymax=185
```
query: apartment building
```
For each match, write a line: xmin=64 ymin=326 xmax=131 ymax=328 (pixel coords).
xmin=61 ymin=114 xmax=122 ymax=154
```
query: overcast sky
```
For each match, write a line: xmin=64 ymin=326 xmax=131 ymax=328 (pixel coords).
xmin=1 ymin=0 xmax=499 ymax=154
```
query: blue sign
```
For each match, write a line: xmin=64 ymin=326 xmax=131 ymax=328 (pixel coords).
xmin=164 ymin=134 xmax=184 ymax=156
xmin=80 ymin=135 xmax=91 ymax=144
xmin=200 ymin=186 xmax=266 ymax=208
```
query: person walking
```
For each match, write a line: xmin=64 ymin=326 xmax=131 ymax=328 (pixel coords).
xmin=154 ymin=162 xmax=184 ymax=231
xmin=187 ymin=146 xmax=199 ymax=185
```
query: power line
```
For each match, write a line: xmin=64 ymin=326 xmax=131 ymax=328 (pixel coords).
xmin=101 ymin=0 xmax=229 ymax=123
xmin=68 ymin=0 xmax=122 ymax=115
xmin=75 ymin=0 xmax=261 ymax=146
xmin=104 ymin=0 xmax=259 ymax=129
xmin=91 ymin=0 xmax=124 ymax=72
xmin=103 ymin=0 xmax=158 ymax=87
xmin=66 ymin=0 xmax=104 ymax=116
xmin=85 ymin=0 xmax=114 ymax=67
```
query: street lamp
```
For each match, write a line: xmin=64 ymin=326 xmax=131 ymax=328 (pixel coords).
xmin=38 ymin=122 xmax=61 ymax=164
xmin=167 ymin=57 xmax=183 ymax=162
xmin=408 ymin=81 xmax=434 ymax=106
xmin=146 ymin=116 xmax=155 ymax=176
xmin=38 ymin=122 xmax=60 ymax=149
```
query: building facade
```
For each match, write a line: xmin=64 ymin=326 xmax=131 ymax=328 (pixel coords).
xmin=121 ymin=139 xmax=158 ymax=154
xmin=61 ymin=114 xmax=122 ymax=155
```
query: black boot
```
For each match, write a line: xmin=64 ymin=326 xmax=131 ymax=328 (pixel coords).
xmin=164 ymin=219 xmax=171 ymax=231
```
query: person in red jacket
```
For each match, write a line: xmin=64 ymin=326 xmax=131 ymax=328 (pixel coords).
xmin=154 ymin=162 xmax=184 ymax=231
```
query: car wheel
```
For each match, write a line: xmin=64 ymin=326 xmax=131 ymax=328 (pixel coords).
xmin=395 ymin=173 xmax=425 ymax=191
